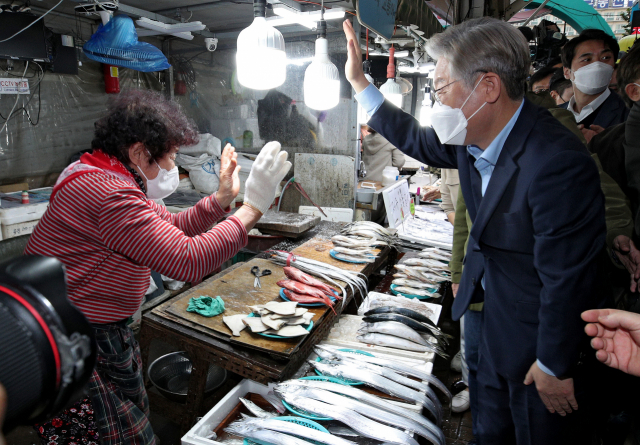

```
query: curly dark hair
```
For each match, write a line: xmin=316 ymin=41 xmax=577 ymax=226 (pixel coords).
xmin=92 ymin=89 xmax=199 ymax=165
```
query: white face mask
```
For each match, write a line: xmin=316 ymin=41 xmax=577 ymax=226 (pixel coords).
xmin=571 ymin=62 xmax=614 ymax=95
xmin=137 ymin=154 xmax=180 ymax=200
xmin=430 ymin=75 xmax=487 ymax=145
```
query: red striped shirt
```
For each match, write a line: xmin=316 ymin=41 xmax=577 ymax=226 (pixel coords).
xmin=25 ymin=170 xmax=247 ymax=323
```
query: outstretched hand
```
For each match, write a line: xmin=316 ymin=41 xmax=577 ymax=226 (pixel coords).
xmin=216 ymin=143 xmax=241 ymax=209
xmin=343 ymin=20 xmax=370 ymax=94
xmin=582 ymin=309 xmax=640 ymax=377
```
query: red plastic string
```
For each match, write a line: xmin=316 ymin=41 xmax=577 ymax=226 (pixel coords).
xmin=286 ymin=252 xmax=297 ymax=267
xmin=366 ymin=28 xmax=369 ymax=60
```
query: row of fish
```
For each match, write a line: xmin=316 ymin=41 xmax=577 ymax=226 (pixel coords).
xmin=357 ymin=306 xmax=451 ymax=359
xmin=278 ymin=266 xmax=342 ymax=313
xmin=270 ymin=251 xmax=368 ymax=308
xmin=391 ymin=249 xmax=452 ymax=297
xmin=331 ymin=221 xmax=398 ymax=263
xmin=228 ymin=347 xmax=450 ymax=445
xmin=222 ymin=301 xmax=312 ymax=338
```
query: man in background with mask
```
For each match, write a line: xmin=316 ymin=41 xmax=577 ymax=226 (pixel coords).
xmin=343 ymin=17 xmax=605 ymax=445
xmin=561 ymin=29 xmax=629 ymax=144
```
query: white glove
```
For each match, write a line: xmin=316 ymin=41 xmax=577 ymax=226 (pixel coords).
xmin=244 ymin=141 xmax=292 ymax=214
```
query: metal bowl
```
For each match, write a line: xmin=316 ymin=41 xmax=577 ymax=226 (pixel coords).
xmin=147 ymin=351 xmax=227 ymax=403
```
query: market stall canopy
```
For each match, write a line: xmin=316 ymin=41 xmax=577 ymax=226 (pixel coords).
xmin=506 ymin=0 xmax=614 ymax=36
xmin=507 ymin=7 xmax=552 ymax=22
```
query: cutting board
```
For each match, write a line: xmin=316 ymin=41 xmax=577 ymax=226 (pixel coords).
xmin=164 ymin=258 xmax=329 ymax=357
xmin=255 ymin=210 xmax=320 ymax=235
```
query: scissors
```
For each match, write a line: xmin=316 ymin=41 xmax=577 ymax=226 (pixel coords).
xmin=251 ymin=266 xmax=272 ymax=289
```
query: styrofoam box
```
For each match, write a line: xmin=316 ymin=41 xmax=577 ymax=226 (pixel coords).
xmin=182 ymin=379 xmax=272 ymax=445
xmin=299 ymin=206 xmax=353 ymax=223
xmin=0 ymin=189 xmax=50 ymax=240
xmin=1 ymin=219 xmax=40 ymax=239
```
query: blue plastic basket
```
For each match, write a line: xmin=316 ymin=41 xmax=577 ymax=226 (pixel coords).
xmin=245 ymin=313 xmax=313 ymax=339
xmin=279 ymin=288 xmax=337 ymax=308
xmin=244 ymin=416 xmax=329 ymax=445
xmin=329 ymin=249 xmax=375 ymax=264
xmin=313 ymin=348 xmax=374 ymax=385
xmin=390 ymin=283 xmax=438 ymax=300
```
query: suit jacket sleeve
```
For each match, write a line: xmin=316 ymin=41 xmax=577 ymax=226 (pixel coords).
xmin=529 ymin=151 xmax=606 ymax=377
xmin=624 ymin=103 xmax=640 ymax=237
xmin=367 ymin=100 xmax=458 ymax=169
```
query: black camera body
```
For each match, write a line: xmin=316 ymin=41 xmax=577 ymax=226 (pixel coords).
xmin=531 ymin=20 xmax=567 ymax=69
xmin=0 ymin=256 xmax=96 ymax=432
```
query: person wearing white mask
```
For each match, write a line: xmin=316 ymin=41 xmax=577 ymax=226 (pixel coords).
xmin=561 ymin=29 xmax=629 ymax=144
xmin=24 ymin=90 xmax=291 ymax=445
xmin=344 ymin=17 xmax=606 ymax=444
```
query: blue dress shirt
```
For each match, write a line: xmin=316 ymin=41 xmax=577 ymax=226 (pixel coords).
xmin=354 ymin=85 xmax=556 ymax=376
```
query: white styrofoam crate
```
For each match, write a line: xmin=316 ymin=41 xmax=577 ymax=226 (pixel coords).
xmin=182 ymin=379 xmax=275 ymax=445
xmin=1 ymin=219 xmax=39 ymax=239
xmin=299 ymin=206 xmax=353 ymax=223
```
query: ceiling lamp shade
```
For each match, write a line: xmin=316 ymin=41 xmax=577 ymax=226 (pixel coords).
xmin=236 ymin=0 xmax=286 ymax=90
xmin=304 ymin=18 xmax=340 ymax=110
xmin=379 ymin=47 xmax=402 ymax=107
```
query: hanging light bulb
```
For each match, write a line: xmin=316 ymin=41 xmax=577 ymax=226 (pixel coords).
xmin=379 ymin=46 xmax=403 ymax=108
xmin=303 ymin=3 xmax=340 ymax=110
xmin=236 ymin=0 xmax=286 ymax=90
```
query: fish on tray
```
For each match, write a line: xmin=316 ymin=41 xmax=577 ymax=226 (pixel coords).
xmin=283 ymin=266 xmax=341 ymax=298
xmin=226 ymin=417 xmax=356 ymax=445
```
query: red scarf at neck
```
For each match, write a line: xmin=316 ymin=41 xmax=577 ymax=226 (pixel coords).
xmin=80 ymin=150 xmax=136 ymax=182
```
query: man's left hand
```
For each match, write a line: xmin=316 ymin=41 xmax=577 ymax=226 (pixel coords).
xmin=524 ymin=361 xmax=578 ymax=416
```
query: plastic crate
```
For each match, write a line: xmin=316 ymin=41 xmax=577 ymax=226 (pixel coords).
xmin=181 ymin=379 xmax=273 ymax=445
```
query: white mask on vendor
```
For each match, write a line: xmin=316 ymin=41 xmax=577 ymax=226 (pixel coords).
xmin=137 ymin=152 xmax=180 ymax=200
xmin=430 ymin=74 xmax=487 ymax=145
xmin=571 ymin=62 xmax=614 ymax=95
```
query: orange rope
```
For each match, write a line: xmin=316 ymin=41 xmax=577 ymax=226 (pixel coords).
xmin=366 ymin=28 xmax=369 ymax=59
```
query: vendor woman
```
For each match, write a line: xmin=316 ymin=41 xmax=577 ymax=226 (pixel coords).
xmin=25 ymin=89 xmax=291 ymax=445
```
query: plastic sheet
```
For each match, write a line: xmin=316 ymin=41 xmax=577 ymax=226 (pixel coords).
xmin=0 ymin=31 xmax=354 ymax=187
xmin=0 ymin=59 xmax=162 ymax=186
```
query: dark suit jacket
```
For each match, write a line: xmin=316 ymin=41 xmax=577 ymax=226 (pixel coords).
xmin=560 ymin=89 xmax=629 ymax=129
xmin=368 ymin=99 xmax=606 ymax=381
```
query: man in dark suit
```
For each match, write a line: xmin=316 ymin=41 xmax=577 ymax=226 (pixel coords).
xmin=560 ymin=29 xmax=629 ymax=144
xmin=343 ymin=17 xmax=606 ymax=444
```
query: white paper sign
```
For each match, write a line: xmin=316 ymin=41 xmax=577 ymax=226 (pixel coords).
xmin=0 ymin=78 xmax=29 ymax=94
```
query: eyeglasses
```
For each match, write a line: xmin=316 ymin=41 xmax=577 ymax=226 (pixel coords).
xmin=430 ymin=71 xmax=488 ymax=104
xmin=431 ymin=79 xmax=459 ymax=104
xmin=533 ymin=88 xmax=549 ymax=94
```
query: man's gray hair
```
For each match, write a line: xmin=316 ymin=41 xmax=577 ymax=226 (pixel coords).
xmin=426 ymin=17 xmax=530 ymax=100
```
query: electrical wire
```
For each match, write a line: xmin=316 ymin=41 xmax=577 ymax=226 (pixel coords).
xmin=0 ymin=62 xmax=29 ymax=136
xmin=0 ymin=63 xmax=45 ymax=126
xmin=169 ymin=55 xmax=198 ymax=91
xmin=0 ymin=0 xmax=65 ymax=43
